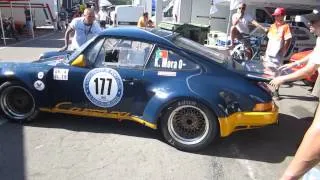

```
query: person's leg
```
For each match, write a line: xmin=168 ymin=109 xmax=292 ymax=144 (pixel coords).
xmin=26 ymin=21 xmax=32 ymax=36
xmin=242 ymin=38 xmax=253 ymax=60
xmin=280 ymin=105 xmax=320 ymax=180
xmin=62 ymin=21 xmax=66 ymax=31
xmin=264 ymin=56 xmax=281 ymax=100
xmin=229 ymin=26 xmax=240 ymax=48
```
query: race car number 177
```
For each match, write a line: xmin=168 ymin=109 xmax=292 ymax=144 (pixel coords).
xmin=83 ymin=68 xmax=124 ymax=108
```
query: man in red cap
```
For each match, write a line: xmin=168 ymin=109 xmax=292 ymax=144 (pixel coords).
xmin=264 ymin=7 xmax=292 ymax=100
xmin=269 ymin=9 xmax=320 ymax=179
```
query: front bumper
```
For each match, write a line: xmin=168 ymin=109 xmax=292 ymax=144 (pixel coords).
xmin=218 ymin=102 xmax=279 ymax=137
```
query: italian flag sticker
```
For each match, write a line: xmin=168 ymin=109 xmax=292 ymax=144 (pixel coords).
xmin=155 ymin=50 xmax=168 ymax=68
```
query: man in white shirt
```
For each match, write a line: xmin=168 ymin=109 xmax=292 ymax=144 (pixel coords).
xmin=98 ymin=7 xmax=109 ymax=29
xmin=229 ymin=3 xmax=268 ymax=59
xmin=270 ymin=10 xmax=320 ymax=180
xmin=60 ymin=8 xmax=101 ymax=51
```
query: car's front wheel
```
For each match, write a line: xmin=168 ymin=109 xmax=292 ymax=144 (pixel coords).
xmin=0 ymin=82 xmax=38 ymax=122
xmin=161 ymin=100 xmax=218 ymax=152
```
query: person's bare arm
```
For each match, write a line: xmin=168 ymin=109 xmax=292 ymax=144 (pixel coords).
xmin=280 ymin=38 xmax=292 ymax=57
xmin=60 ymin=26 xmax=74 ymax=51
xmin=232 ymin=14 xmax=241 ymax=26
xmin=270 ymin=62 xmax=318 ymax=87
xmin=278 ymin=53 xmax=312 ymax=71
xmin=280 ymin=107 xmax=320 ymax=180
xmin=251 ymin=20 xmax=268 ymax=32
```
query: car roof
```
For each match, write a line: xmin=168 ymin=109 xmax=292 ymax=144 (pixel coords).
xmin=99 ymin=27 xmax=178 ymax=48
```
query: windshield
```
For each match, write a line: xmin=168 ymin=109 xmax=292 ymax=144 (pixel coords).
xmin=68 ymin=35 xmax=99 ymax=63
xmin=173 ymin=36 xmax=227 ymax=64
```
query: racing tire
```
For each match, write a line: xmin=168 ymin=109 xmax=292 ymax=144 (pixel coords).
xmin=0 ymin=82 xmax=39 ymax=122
xmin=160 ymin=100 xmax=218 ymax=152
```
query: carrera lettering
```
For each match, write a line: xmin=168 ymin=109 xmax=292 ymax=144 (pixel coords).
xmin=53 ymin=102 xmax=131 ymax=118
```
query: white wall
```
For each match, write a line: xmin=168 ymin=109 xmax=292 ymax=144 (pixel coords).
xmin=179 ymin=0 xmax=192 ymax=23
xmin=190 ymin=0 xmax=210 ymax=25
xmin=0 ymin=0 xmax=57 ymax=27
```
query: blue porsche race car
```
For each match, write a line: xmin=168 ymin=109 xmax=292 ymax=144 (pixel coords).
xmin=0 ymin=27 xmax=278 ymax=151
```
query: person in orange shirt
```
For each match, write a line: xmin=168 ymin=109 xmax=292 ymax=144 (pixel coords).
xmin=264 ymin=7 xmax=292 ymax=100
xmin=137 ymin=12 xmax=154 ymax=28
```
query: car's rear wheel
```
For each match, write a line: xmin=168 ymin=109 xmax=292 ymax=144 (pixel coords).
xmin=160 ymin=100 xmax=218 ymax=152
xmin=0 ymin=82 xmax=38 ymax=122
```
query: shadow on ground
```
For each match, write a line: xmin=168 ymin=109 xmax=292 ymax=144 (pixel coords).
xmin=21 ymin=112 xmax=312 ymax=164
xmin=0 ymin=110 xmax=313 ymax=180
xmin=0 ymin=118 xmax=25 ymax=180
xmin=199 ymin=113 xmax=312 ymax=163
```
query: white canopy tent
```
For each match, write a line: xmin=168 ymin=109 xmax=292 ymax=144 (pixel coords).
xmin=0 ymin=0 xmax=35 ymax=46
xmin=99 ymin=0 xmax=112 ymax=7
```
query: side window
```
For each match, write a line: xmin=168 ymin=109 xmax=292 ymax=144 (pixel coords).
xmin=94 ymin=38 xmax=153 ymax=68
xmin=147 ymin=47 xmax=198 ymax=70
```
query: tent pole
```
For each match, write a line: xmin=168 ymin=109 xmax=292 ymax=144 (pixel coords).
xmin=10 ymin=1 xmax=15 ymax=31
xmin=225 ymin=10 xmax=232 ymax=47
xmin=29 ymin=1 xmax=35 ymax=39
xmin=0 ymin=8 xmax=6 ymax=46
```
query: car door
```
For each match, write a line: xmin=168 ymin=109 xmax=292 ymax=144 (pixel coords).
xmin=85 ymin=37 xmax=154 ymax=116
xmin=47 ymin=37 xmax=106 ymax=109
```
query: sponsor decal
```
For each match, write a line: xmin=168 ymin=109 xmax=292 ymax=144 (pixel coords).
xmin=39 ymin=102 xmax=157 ymax=129
xmin=154 ymin=50 xmax=184 ymax=69
xmin=38 ymin=72 xmax=44 ymax=79
xmin=53 ymin=68 xmax=69 ymax=81
xmin=157 ymin=71 xmax=177 ymax=77
xmin=51 ymin=102 xmax=130 ymax=117
xmin=83 ymin=68 xmax=123 ymax=108
xmin=34 ymin=80 xmax=45 ymax=91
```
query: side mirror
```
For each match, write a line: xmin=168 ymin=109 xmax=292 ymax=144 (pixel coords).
xmin=71 ymin=54 xmax=86 ymax=67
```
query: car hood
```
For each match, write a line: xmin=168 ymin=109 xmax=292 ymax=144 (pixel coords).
xmin=0 ymin=57 xmax=69 ymax=73
xmin=36 ymin=54 xmax=70 ymax=65
xmin=39 ymin=50 xmax=73 ymax=60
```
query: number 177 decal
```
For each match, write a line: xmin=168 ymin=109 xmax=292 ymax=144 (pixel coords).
xmin=94 ymin=78 xmax=112 ymax=95
xmin=84 ymin=68 xmax=124 ymax=108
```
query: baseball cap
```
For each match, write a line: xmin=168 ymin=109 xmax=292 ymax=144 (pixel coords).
xmin=304 ymin=9 xmax=320 ymax=22
xmin=272 ymin=7 xmax=286 ymax=16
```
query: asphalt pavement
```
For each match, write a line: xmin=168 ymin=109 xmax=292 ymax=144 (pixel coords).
xmin=0 ymin=31 xmax=318 ymax=180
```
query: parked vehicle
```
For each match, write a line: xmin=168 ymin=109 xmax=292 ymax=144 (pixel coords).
xmin=111 ymin=5 xmax=144 ymax=26
xmin=0 ymin=27 xmax=278 ymax=152
xmin=289 ymin=50 xmax=318 ymax=86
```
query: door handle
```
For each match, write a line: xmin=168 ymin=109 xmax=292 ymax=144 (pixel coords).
xmin=123 ymin=78 xmax=139 ymax=82
xmin=122 ymin=78 xmax=139 ymax=85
